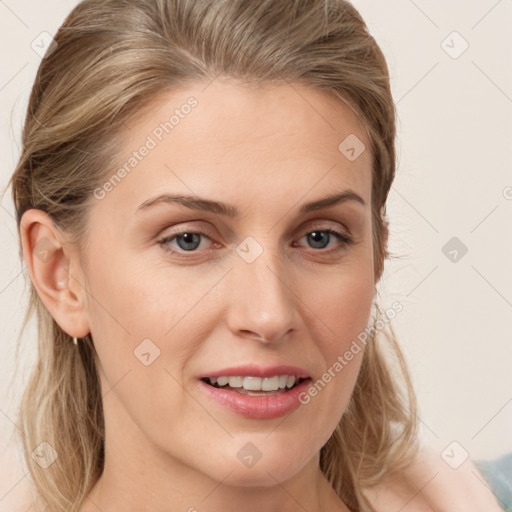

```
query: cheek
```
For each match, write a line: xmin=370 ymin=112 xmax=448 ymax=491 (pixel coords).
xmin=84 ymin=248 xmax=218 ymax=394
xmin=299 ymin=259 xmax=374 ymax=424
xmin=85 ymin=245 xmax=193 ymax=340
xmin=307 ymin=258 xmax=375 ymax=351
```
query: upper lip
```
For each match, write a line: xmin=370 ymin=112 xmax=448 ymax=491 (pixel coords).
xmin=199 ymin=364 xmax=311 ymax=380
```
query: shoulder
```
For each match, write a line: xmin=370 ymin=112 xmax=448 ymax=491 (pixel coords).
xmin=1 ymin=485 xmax=40 ymax=512
xmin=363 ymin=444 xmax=504 ymax=512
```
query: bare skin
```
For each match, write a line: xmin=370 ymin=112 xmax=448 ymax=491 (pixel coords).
xmin=22 ymin=78 xmax=498 ymax=512
xmin=363 ymin=445 xmax=504 ymax=511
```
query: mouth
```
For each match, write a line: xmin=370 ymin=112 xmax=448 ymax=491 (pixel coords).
xmin=197 ymin=367 xmax=313 ymax=419
xmin=200 ymin=375 xmax=311 ymax=396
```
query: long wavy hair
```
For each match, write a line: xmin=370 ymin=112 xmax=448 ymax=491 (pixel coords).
xmin=6 ymin=0 xmax=419 ymax=510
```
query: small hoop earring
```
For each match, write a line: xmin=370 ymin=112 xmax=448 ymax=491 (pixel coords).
xmin=73 ymin=336 xmax=78 ymax=346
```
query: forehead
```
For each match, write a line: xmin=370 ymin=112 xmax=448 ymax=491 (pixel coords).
xmin=90 ymin=78 xmax=372 ymax=220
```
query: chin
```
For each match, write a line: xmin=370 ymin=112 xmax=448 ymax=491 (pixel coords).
xmin=205 ymin=448 xmax=312 ymax=487
xmin=223 ymin=465 xmax=298 ymax=487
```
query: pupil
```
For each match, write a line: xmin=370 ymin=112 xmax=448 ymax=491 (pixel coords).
xmin=308 ymin=231 xmax=328 ymax=249
xmin=177 ymin=233 xmax=200 ymax=251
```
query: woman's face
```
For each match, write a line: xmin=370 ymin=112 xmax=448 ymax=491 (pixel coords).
xmin=80 ymin=78 xmax=376 ymax=487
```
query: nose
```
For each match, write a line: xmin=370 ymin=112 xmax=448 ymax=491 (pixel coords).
xmin=226 ymin=245 xmax=297 ymax=344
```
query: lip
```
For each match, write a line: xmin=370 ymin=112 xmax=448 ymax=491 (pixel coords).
xmin=198 ymin=364 xmax=311 ymax=379
xmin=198 ymin=377 xmax=312 ymax=419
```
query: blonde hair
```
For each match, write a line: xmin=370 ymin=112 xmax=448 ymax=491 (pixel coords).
xmin=6 ymin=0 xmax=419 ymax=510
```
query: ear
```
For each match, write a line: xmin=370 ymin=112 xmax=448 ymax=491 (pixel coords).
xmin=382 ymin=216 xmax=389 ymax=255
xmin=19 ymin=209 xmax=90 ymax=339
xmin=375 ymin=216 xmax=389 ymax=283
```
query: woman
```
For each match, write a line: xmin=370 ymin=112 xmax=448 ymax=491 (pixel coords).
xmin=6 ymin=0 xmax=504 ymax=510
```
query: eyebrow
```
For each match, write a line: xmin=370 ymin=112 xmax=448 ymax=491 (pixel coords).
xmin=136 ymin=190 xmax=366 ymax=217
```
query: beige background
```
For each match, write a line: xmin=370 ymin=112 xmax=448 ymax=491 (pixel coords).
xmin=1 ymin=1 xmax=511 ymax=509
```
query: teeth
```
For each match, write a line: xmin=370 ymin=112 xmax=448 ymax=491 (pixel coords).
xmin=207 ymin=375 xmax=300 ymax=391
xmin=228 ymin=376 xmax=243 ymax=388
xmin=261 ymin=376 xmax=279 ymax=391
xmin=243 ymin=376 xmax=262 ymax=390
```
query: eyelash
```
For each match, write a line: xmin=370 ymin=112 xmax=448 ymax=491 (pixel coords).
xmin=157 ymin=226 xmax=354 ymax=258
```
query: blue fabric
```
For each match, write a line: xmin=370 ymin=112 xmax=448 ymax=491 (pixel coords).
xmin=474 ymin=453 xmax=512 ymax=511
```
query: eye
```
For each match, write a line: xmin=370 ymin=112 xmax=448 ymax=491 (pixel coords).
xmin=157 ymin=225 xmax=353 ymax=258
xmin=158 ymin=230 xmax=214 ymax=256
xmin=294 ymin=228 xmax=354 ymax=253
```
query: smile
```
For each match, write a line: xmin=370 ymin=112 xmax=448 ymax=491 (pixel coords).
xmin=202 ymin=375 xmax=308 ymax=396
xmin=197 ymin=364 xmax=313 ymax=418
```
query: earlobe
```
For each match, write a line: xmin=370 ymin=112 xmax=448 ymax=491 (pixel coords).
xmin=19 ymin=209 xmax=90 ymax=338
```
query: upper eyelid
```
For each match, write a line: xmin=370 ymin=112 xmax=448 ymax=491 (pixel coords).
xmin=159 ymin=222 xmax=353 ymax=246
xmin=159 ymin=220 xmax=352 ymax=239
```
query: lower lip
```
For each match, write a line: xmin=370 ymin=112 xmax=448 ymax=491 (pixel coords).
xmin=198 ymin=378 xmax=311 ymax=419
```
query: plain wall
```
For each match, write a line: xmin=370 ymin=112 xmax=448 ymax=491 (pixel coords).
xmin=1 ymin=0 xmax=511 ymax=509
